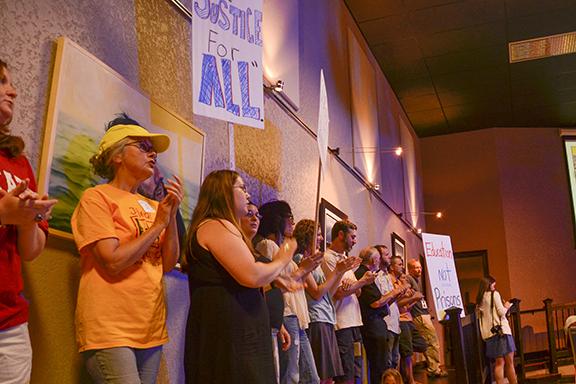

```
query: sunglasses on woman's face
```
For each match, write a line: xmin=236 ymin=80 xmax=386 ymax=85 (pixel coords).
xmin=126 ymin=140 xmax=155 ymax=153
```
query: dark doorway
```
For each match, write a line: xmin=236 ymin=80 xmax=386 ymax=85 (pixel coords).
xmin=453 ymin=250 xmax=489 ymax=314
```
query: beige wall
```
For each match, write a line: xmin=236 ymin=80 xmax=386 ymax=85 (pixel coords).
xmin=422 ymin=128 xmax=576 ymax=314
xmin=2 ymin=0 xmax=425 ymax=382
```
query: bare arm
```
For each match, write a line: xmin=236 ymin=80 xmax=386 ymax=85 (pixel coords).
xmin=159 ymin=176 xmax=183 ymax=272
xmin=88 ymin=221 xmax=167 ymax=276
xmin=200 ymin=220 xmax=296 ymax=288
xmin=0 ymin=181 xmax=57 ymax=261
xmin=16 ymin=224 xmax=47 ymax=261
xmin=305 ymin=257 xmax=360 ymax=301
xmin=333 ymin=271 xmax=376 ymax=301
xmin=88 ymin=185 xmax=180 ymax=276
xmin=370 ymin=286 xmax=405 ymax=309
xmin=397 ymin=289 xmax=423 ymax=309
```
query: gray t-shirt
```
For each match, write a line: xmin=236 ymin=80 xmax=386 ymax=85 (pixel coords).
xmin=293 ymin=253 xmax=337 ymax=324
xmin=306 ymin=266 xmax=337 ymax=324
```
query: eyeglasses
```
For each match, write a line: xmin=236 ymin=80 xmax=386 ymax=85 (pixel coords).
xmin=246 ymin=210 xmax=263 ymax=220
xmin=126 ymin=140 xmax=155 ymax=153
xmin=234 ymin=184 xmax=248 ymax=193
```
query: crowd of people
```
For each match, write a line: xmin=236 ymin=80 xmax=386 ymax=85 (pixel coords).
xmin=0 ymin=57 xmax=518 ymax=384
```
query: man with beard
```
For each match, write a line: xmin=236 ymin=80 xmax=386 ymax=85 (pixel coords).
xmin=407 ymin=259 xmax=448 ymax=378
xmin=389 ymin=256 xmax=427 ymax=384
xmin=323 ymin=220 xmax=373 ymax=384
xmin=374 ymin=245 xmax=406 ymax=370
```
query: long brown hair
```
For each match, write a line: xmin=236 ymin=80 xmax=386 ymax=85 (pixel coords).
xmin=184 ymin=170 xmax=252 ymax=266
xmin=476 ymin=275 xmax=496 ymax=306
xmin=0 ymin=60 xmax=24 ymax=158
xmin=294 ymin=219 xmax=316 ymax=255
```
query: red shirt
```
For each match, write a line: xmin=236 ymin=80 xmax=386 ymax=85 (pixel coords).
xmin=0 ymin=150 xmax=49 ymax=330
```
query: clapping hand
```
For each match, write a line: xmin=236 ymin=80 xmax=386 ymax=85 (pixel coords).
xmin=360 ymin=270 xmax=376 ymax=285
xmin=274 ymin=274 xmax=304 ymax=292
xmin=0 ymin=179 xmax=58 ymax=227
xmin=298 ymin=250 xmax=323 ymax=275
xmin=335 ymin=256 xmax=361 ymax=273
xmin=163 ymin=175 xmax=184 ymax=215
xmin=340 ymin=277 xmax=355 ymax=292
xmin=155 ymin=175 xmax=183 ymax=227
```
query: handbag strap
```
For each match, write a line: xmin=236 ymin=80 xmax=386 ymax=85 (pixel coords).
xmin=491 ymin=291 xmax=501 ymax=328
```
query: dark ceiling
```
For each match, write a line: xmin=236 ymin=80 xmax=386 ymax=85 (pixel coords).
xmin=344 ymin=0 xmax=576 ymax=137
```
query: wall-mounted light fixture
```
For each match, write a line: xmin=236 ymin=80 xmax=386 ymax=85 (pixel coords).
xmin=332 ymin=146 xmax=402 ymax=156
xmin=266 ymin=79 xmax=285 ymax=92
xmin=400 ymin=211 xmax=443 ymax=219
xmin=367 ymin=183 xmax=380 ymax=192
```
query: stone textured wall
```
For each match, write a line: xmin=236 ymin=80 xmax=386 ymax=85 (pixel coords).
xmin=1 ymin=0 xmax=425 ymax=382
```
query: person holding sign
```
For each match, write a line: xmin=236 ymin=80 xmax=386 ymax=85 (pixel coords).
xmin=406 ymin=260 xmax=447 ymax=378
xmin=476 ymin=276 xmax=518 ymax=384
xmin=323 ymin=220 xmax=375 ymax=384
xmin=293 ymin=219 xmax=360 ymax=384
xmin=71 ymin=114 xmax=183 ymax=383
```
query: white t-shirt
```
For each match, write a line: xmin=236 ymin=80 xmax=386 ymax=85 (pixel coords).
xmin=323 ymin=248 xmax=363 ymax=330
xmin=255 ymin=239 xmax=310 ymax=329
xmin=375 ymin=271 xmax=401 ymax=334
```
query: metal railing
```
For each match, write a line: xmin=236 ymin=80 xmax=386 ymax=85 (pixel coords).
xmin=442 ymin=298 xmax=576 ymax=383
xmin=514 ymin=299 xmax=576 ymax=375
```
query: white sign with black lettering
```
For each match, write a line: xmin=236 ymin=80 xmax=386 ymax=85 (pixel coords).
xmin=191 ymin=0 xmax=264 ymax=128
xmin=421 ymin=233 xmax=464 ymax=319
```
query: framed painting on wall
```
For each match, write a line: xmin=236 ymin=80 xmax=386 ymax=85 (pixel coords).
xmin=391 ymin=232 xmax=406 ymax=268
xmin=38 ymin=37 xmax=205 ymax=239
xmin=563 ymin=136 xmax=576 ymax=245
xmin=319 ymin=198 xmax=348 ymax=252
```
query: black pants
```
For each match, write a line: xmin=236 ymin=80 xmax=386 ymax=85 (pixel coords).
xmin=361 ymin=319 xmax=389 ymax=383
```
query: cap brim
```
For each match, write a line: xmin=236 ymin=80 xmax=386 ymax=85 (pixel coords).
xmin=148 ymin=134 xmax=170 ymax=153
xmin=127 ymin=133 xmax=170 ymax=153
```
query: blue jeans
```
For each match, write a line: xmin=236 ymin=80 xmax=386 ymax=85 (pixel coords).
xmin=280 ymin=315 xmax=320 ymax=384
xmin=272 ymin=327 xmax=280 ymax=383
xmin=84 ymin=346 xmax=163 ymax=384
xmin=386 ymin=330 xmax=400 ymax=369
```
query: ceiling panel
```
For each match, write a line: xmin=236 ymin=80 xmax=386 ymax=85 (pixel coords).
xmin=393 ymin=76 xmax=437 ymax=99
xmin=432 ymin=66 xmax=509 ymax=93
xmin=507 ymin=8 xmax=576 ymax=41
xmin=437 ymin=87 xmax=510 ymax=108
xmin=418 ymin=22 xmax=507 ymax=57
xmin=406 ymin=108 xmax=448 ymax=132
xmin=400 ymin=93 xmax=442 ymax=113
xmin=425 ymin=45 xmax=509 ymax=77
xmin=344 ymin=0 xmax=404 ymax=22
xmin=359 ymin=15 xmax=415 ymax=46
xmin=504 ymin=0 xmax=576 ymax=18
xmin=344 ymin=0 xmax=576 ymax=137
xmin=408 ymin=0 xmax=505 ymax=35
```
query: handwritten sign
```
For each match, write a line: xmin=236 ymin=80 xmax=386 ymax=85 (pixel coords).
xmin=421 ymin=233 xmax=464 ymax=319
xmin=192 ymin=0 xmax=264 ymax=129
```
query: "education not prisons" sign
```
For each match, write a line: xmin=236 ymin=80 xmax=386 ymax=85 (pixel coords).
xmin=421 ymin=233 xmax=464 ymax=320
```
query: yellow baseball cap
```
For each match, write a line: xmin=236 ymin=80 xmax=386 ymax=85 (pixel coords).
xmin=98 ymin=124 xmax=170 ymax=154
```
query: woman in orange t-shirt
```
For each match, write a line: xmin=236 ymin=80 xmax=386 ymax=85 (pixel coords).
xmin=71 ymin=113 xmax=183 ymax=384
